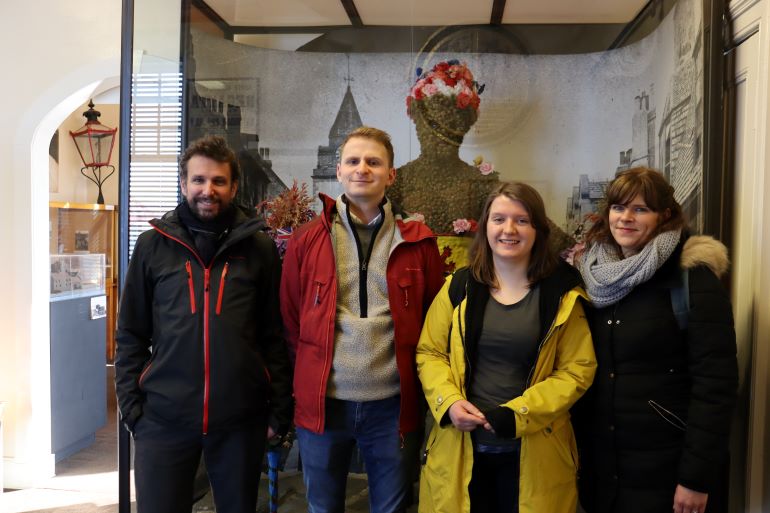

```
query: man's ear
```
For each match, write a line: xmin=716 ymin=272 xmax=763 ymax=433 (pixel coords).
xmin=387 ymin=167 xmax=396 ymax=186
xmin=179 ymin=177 xmax=187 ymax=195
xmin=336 ymin=163 xmax=343 ymax=183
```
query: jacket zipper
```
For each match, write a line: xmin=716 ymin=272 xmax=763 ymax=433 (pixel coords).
xmin=186 ymin=260 xmax=196 ymax=313
xmin=215 ymin=262 xmax=229 ymax=315
xmin=203 ymin=268 xmax=211 ymax=434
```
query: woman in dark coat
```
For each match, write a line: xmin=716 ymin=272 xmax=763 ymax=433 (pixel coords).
xmin=574 ymin=167 xmax=738 ymax=513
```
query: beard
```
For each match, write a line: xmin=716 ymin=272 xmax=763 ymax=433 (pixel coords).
xmin=188 ymin=196 xmax=230 ymax=221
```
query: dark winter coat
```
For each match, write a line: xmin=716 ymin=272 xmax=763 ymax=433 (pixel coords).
xmin=115 ymin=206 xmax=293 ymax=435
xmin=574 ymin=235 xmax=738 ymax=513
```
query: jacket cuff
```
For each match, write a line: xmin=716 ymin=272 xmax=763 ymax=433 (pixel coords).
xmin=484 ymin=406 xmax=517 ymax=438
xmin=122 ymin=403 xmax=143 ymax=433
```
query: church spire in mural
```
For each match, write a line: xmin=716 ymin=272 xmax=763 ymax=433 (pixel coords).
xmin=312 ymin=55 xmax=363 ymax=202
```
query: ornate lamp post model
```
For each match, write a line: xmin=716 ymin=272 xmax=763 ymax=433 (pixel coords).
xmin=69 ymin=100 xmax=117 ymax=204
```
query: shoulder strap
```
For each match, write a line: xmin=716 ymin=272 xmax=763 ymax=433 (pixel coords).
xmin=670 ymin=268 xmax=690 ymax=331
xmin=446 ymin=268 xmax=470 ymax=353
xmin=449 ymin=268 xmax=469 ymax=308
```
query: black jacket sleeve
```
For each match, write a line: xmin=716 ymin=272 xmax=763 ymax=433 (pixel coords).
xmin=259 ymin=238 xmax=294 ymax=435
xmin=677 ymin=265 xmax=738 ymax=492
xmin=113 ymin=233 xmax=154 ymax=432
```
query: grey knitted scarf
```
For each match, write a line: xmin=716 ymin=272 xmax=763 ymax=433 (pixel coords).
xmin=578 ymin=229 xmax=681 ymax=308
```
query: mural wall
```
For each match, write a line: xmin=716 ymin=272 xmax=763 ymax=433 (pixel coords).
xmin=186 ymin=0 xmax=703 ymax=236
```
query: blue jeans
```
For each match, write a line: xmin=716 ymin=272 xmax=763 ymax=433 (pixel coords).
xmin=296 ymin=395 xmax=409 ymax=513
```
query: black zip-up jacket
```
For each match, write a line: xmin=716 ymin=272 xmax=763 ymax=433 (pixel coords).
xmin=115 ymin=206 xmax=293 ymax=435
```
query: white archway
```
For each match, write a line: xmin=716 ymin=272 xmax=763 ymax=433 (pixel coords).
xmin=3 ymin=58 xmax=119 ymax=488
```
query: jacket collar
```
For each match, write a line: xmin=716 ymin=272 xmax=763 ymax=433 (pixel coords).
xmin=318 ymin=192 xmax=436 ymax=243
xmin=462 ymin=260 xmax=585 ymax=373
xmin=150 ymin=205 xmax=265 ymax=261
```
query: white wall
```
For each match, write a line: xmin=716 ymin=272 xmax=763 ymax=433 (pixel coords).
xmin=0 ymin=0 xmax=121 ymax=488
xmin=729 ymin=0 xmax=770 ymax=511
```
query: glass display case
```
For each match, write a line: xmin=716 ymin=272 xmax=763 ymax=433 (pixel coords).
xmin=49 ymin=202 xmax=116 ymax=282
xmin=49 ymin=202 xmax=118 ymax=360
xmin=50 ymin=253 xmax=105 ymax=300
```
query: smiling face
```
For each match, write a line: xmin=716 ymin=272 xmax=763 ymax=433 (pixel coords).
xmin=180 ymin=155 xmax=238 ymax=221
xmin=609 ymin=193 xmax=663 ymax=257
xmin=336 ymin=136 xmax=396 ymax=206
xmin=486 ymin=195 xmax=536 ymax=267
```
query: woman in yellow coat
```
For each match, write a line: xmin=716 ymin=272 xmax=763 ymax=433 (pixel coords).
xmin=416 ymin=182 xmax=597 ymax=513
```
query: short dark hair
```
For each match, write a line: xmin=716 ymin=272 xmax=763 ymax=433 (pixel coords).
xmin=178 ymin=135 xmax=240 ymax=184
xmin=469 ymin=182 xmax=556 ymax=288
xmin=584 ymin=167 xmax=687 ymax=252
xmin=338 ymin=126 xmax=395 ymax=168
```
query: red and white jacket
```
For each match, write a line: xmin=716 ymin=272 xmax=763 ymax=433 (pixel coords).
xmin=280 ymin=194 xmax=444 ymax=434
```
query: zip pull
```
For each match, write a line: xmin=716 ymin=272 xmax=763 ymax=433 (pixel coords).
xmin=185 ymin=260 xmax=196 ymax=314
xmin=400 ymin=432 xmax=405 ymax=449
xmin=361 ymin=261 xmax=367 ymax=272
xmin=215 ymin=262 xmax=229 ymax=315
xmin=404 ymin=288 xmax=409 ymax=307
xmin=314 ymin=283 xmax=321 ymax=305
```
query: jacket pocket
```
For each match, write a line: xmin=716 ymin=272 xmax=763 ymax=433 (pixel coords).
xmin=215 ymin=262 xmax=229 ymax=315
xmin=138 ymin=361 xmax=153 ymax=390
xmin=421 ymin=425 xmax=439 ymax=465
xmin=648 ymin=399 xmax=687 ymax=431
xmin=185 ymin=260 xmax=196 ymax=314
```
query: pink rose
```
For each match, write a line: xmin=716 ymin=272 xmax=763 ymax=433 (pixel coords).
xmin=452 ymin=218 xmax=472 ymax=234
xmin=478 ymin=162 xmax=494 ymax=175
xmin=422 ymin=83 xmax=438 ymax=96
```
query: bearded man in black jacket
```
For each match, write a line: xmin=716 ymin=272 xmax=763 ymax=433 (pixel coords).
xmin=115 ymin=135 xmax=292 ymax=513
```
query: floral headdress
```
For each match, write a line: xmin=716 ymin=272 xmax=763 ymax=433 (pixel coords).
xmin=406 ymin=60 xmax=484 ymax=116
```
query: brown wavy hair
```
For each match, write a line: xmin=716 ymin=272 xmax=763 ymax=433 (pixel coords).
xmin=179 ymin=135 xmax=240 ymax=184
xmin=584 ymin=167 xmax=687 ymax=253
xmin=469 ymin=182 xmax=556 ymax=288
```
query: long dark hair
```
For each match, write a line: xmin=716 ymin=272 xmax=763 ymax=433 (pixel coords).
xmin=469 ymin=182 xmax=556 ymax=288
xmin=584 ymin=167 xmax=686 ymax=254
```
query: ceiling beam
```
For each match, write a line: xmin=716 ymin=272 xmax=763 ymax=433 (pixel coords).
xmin=491 ymin=0 xmax=506 ymax=25
xmin=192 ymin=0 xmax=232 ymax=37
xmin=340 ymin=0 xmax=364 ymax=27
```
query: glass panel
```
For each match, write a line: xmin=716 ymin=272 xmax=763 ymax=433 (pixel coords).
xmin=178 ymin=0 xmax=702 ymax=270
xmin=128 ymin=0 xmax=183 ymax=257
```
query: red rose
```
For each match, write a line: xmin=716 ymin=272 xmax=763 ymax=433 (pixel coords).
xmin=456 ymin=92 xmax=472 ymax=109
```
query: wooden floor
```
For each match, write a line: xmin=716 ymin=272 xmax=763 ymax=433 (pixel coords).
xmin=0 ymin=366 xmax=417 ymax=513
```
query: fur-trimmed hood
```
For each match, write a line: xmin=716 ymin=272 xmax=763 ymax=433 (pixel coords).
xmin=681 ymin=235 xmax=729 ymax=278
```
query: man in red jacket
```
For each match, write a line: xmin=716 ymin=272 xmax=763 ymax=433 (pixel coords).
xmin=281 ymin=126 xmax=444 ymax=513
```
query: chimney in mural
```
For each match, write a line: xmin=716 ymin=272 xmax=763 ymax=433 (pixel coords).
xmin=312 ymin=83 xmax=363 ymax=206
xmin=617 ymin=88 xmax=656 ymax=173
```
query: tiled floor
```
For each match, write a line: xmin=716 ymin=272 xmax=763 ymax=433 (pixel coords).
xmin=0 ymin=366 xmax=417 ymax=513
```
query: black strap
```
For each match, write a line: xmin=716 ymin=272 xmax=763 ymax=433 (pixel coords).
xmin=671 ymin=268 xmax=690 ymax=331
xmin=446 ymin=268 xmax=470 ymax=353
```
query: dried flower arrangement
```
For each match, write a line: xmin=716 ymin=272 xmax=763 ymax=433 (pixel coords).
xmin=257 ymin=180 xmax=315 ymax=256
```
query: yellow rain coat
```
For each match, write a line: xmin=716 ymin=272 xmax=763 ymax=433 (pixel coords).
xmin=416 ymin=268 xmax=597 ymax=513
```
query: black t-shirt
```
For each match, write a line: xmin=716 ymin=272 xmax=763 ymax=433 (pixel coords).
xmin=468 ymin=285 xmax=540 ymax=449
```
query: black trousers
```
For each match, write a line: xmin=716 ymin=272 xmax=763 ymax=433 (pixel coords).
xmin=133 ymin=415 xmax=267 ymax=513
xmin=469 ymin=449 xmax=520 ymax=513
